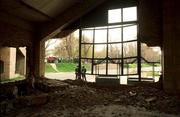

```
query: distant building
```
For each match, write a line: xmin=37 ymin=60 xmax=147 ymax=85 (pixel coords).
xmin=0 ymin=47 xmax=26 ymax=80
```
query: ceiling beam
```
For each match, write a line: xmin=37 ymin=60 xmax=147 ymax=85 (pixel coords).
xmin=0 ymin=0 xmax=52 ymax=22
xmin=19 ymin=0 xmax=53 ymax=20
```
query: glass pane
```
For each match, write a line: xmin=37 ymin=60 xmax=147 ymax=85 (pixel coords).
xmin=141 ymin=61 xmax=161 ymax=81
xmin=95 ymin=29 xmax=107 ymax=43
xmin=93 ymin=59 xmax=105 ymax=74
xmin=123 ymin=42 xmax=137 ymax=57
xmin=109 ymin=28 xmax=122 ymax=42
xmin=123 ymin=7 xmax=137 ymax=22
xmin=82 ymin=30 xmax=93 ymax=43
xmin=108 ymin=8 xmax=122 ymax=23
xmin=81 ymin=59 xmax=91 ymax=74
xmin=93 ymin=63 xmax=106 ymax=75
xmin=124 ymin=58 xmax=137 ymax=75
xmin=141 ymin=64 xmax=153 ymax=78
xmin=123 ymin=25 xmax=137 ymax=41
xmin=94 ymin=45 xmax=106 ymax=58
xmin=81 ymin=44 xmax=93 ymax=58
xmin=108 ymin=63 xmax=119 ymax=75
xmin=108 ymin=44 xmax=122 ymax=58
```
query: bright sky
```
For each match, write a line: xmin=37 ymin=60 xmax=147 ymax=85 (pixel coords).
xmin=108 ymin=7 xmax=137 ymax=23
xmin=151 ymin=47 xmax=161 ymax=54
xmin=45 ymin=38 xmax=61 ymax=50
xmin=46 ymin=30 xmax=79 ymax=50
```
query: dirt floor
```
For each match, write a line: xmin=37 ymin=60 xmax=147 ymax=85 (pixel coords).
xmin=2 ymin=79 xmax=180 ymax=117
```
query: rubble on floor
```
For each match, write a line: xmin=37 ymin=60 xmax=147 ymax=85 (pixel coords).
xmin=1 ymin=79 xmax=180 ymax=117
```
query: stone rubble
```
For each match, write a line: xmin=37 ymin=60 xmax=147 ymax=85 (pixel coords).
xmin=1 ymin=79 xmax=180 ymax=117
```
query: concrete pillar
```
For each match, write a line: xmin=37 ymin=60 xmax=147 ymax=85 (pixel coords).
xmin=26 ymin=46 xmax=33 ymax=78
xmin=16 ymin=48 xmax=26 ymax=76
xmin=0 ymin=47 xmax=10 ymax=79
xmin=31 ymin=39 xmax=45 ymax=78
xmin=9 ymin=48 xmax=16 ymax=78
xmin=39 ymin=40 xmax=45 ymax=77
xmin=33 ymin=41 xmax=40 ymax=77
xmin=163 ymin=0 xmax=180 ymax=94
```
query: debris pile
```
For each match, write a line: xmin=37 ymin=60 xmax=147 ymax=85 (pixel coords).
xmin=1 ymin=79 xmax=180 ymax=117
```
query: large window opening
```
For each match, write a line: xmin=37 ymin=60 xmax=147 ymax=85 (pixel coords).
xmin=78 ymin=6 xmax=138 ymax=83
xmin=43 ymin=6 xmax=162 ymax=84
xmin=81 ymin=24 xmax=138 ymax=76
xmin=141 ymin=43 xmax=161 ymax=82
xmin=44 ymin=30 xmax=79 ymax=80
xmin=79 ymin=6 xmax=161 ymax=84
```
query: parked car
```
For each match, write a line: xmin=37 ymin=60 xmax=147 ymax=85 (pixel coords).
xmin=47 ymin=56 xmax=59 ymax=63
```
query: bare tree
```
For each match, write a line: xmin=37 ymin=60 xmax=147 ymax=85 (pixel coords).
xmin=141 ymin=43 xmax=161 ymax=62
xmin=53 ymin=32 xmax=79 ymax=59
xmin=45 ymin=39 xmax=58 ymax=50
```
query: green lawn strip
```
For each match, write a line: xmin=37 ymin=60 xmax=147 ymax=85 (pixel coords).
xmin=1 ymin=77 xmax=25 ymax=83
xmin=124 ymin=64 xmax=137 ymax=68
xmin=145 ymin=71 xmax=160 ymax=77
xmin=45 ymin=63 xmax=58 ymax=73
xmin=45 ymin=63 xmax=91 ymax=73
xmin=56 ymin=63 xmax=77 ymax=72
xmin=124 ymin=63 xmax=160 ymax=68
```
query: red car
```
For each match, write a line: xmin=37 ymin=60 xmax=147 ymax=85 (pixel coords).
xmin=47 ymin=56 xmax=59 ymax=63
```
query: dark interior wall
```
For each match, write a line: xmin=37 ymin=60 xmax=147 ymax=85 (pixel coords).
xmin=139 ymin=0 xmax=162 ymax=47
xmin=65 ymin=0 xmax=138 ymax=29
xmin=0 ymin=21 xmax=34 ymax=47
xmin=162 ymin=0 xmax=180 ymax=94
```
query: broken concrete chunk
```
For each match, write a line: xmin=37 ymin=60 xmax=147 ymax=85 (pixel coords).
xmin=129 ymin=91 xmax=137 ymax=96
xmin=145 ymin=97 xmax=157 ymax=103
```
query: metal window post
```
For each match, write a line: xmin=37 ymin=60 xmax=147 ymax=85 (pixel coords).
xmin=79 ymin=29 xmax=82 ymax=79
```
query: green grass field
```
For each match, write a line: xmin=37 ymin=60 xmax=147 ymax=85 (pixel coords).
xmin=56 ymin=63 xmax=77 ymax=72
xmin=1 ymin=77 xmax=25 ymax=83
xmin=45 ymin=63 xmax=78 ymax=73
xmin=45 ymin=62 xmax=91 ymax=73
xmin=45 ymin=63 xmax=58 ymax=73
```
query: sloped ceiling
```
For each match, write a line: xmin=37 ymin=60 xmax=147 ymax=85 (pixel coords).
xmin=0 ymin=0 xmax=80 ymax=22
xmin=22 ymin=0 xmax=79 ymax=18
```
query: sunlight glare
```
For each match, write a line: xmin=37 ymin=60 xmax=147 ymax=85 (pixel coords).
xmin=108 ymin=8 xmax=121 ymax=23
xmin=123 ymin=7 xmax=137 ymax=22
